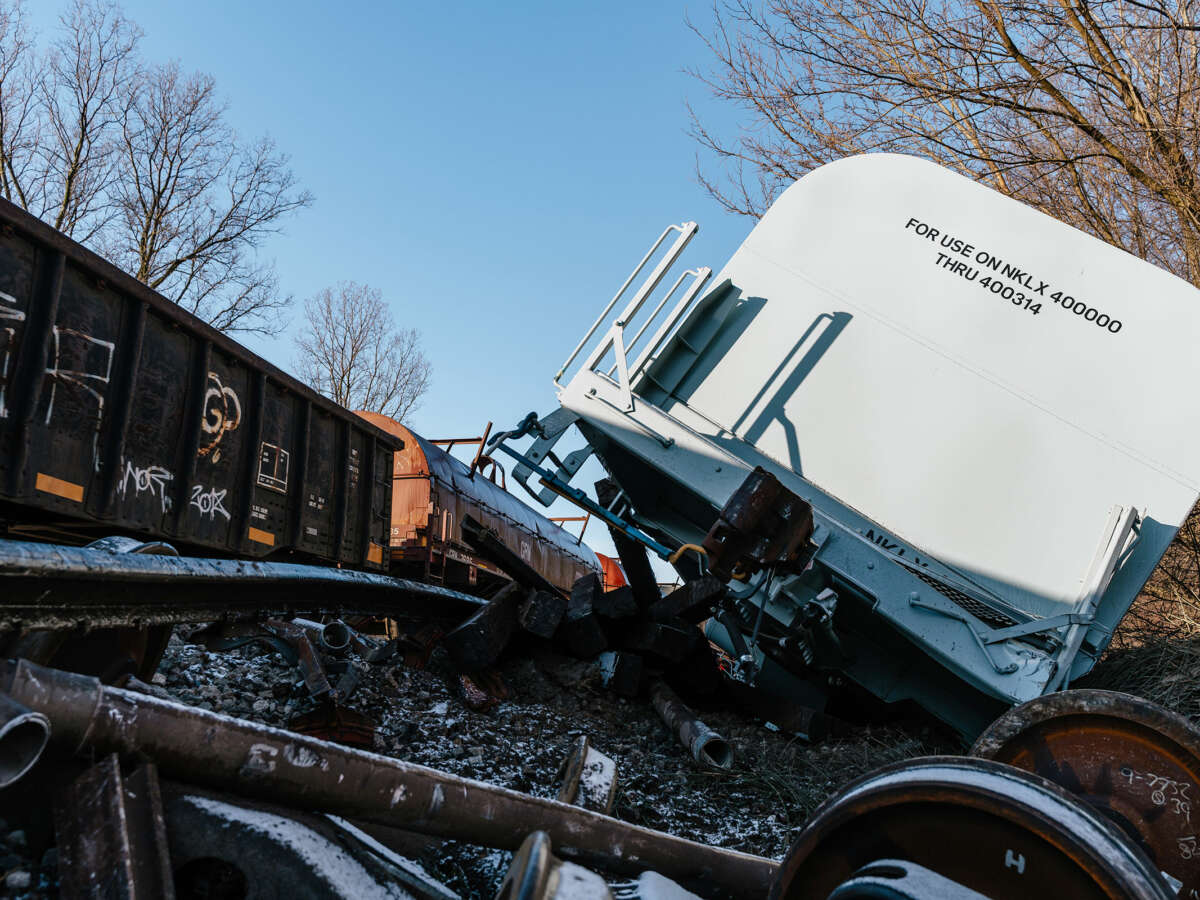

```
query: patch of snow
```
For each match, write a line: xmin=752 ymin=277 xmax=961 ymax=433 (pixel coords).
xmin=578 ymin=747 xmax=616 ymax=810
xmin=325 ymin=816 xmax=457 ymax=900
xmin=632 ymin=871 xmax=704 ymax=900
xmin=180 ymin=795 xmax=415 ymax=899
xmin=553 ymin=861 xmax=610 ymax=899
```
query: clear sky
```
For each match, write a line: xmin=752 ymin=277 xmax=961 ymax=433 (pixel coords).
xmin=25 ymin=1 xmax=760 ymax=575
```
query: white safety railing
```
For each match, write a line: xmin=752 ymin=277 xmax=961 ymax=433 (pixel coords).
xmin=555 ymin=222 xmax=711 ymax=410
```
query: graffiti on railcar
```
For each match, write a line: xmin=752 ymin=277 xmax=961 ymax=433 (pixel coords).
xmin=116 ymin=457 xmax=175 ymax=513
xmin=190 ymin=483 xmax=231 ymax=521
xmin=199 ymin=371 xmax=241 ymax=463
xmin=0 ymin=292 xmax=25 ymax=420
xmin=43 ymin=325 xmax=115 ymax=471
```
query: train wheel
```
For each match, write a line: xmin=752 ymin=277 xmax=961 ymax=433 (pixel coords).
xmin=973 ymin=689 xmax=1200 ymax=896
xmin=769 ymin=756 xmax=1172 ymax=899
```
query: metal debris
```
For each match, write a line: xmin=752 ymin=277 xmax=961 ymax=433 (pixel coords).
xmin=700 ymin=467 xmax=814 ymax=583
xmin=495 ymin=831 xmax=612 ymax=900
xmin=555 ymin=736 xmax=618 ymax=815
xmin=288 ymin=698 xmax=377 ymax=749
xmin=972 ymin=689 xmax=1200 ymax=896
xmin=53 ymin=755 xmax=175 ymax=900
xmin=0 ymin=537 xmax=485 ymax=633
xmin=0 ymin=658 xmax=778 ymax=895
xmin=164 ymin=785 xmax=458 ymax=900
xmin=0 ymin=689 xmax=49 ymax=789
xmin=649 ymin=680 xmax=733 ymax=770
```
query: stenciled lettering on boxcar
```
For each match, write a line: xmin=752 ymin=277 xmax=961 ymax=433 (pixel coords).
xmin=42 ymin=325 xmax=115 ymax=471
xmin=189 ymin=484 xmax=231 ymax=521
xmin=348 ymin=445 xmax=360 ymax=491
xmin=198 ymin=371 xmax=241 ymax=463
xmin=0 ymin=291 xmax=25 ymax=419
xmin=257 ymin=441 xmax=290 ymax=493
xmin=116 ymin=457 xmax=174 ymax=513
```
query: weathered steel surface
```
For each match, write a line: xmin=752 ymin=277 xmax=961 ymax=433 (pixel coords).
xmin=54 ymin=755 xmax=176 ymax=900
xmin=701 ymin=467 xmax=813 ymax=582
xmin=556 ymin=735 xmax=618 ymax=815
xmin=0 ymin=689 xmax=49 ymax=788
xmin=287 ymin=699 xmax=376 ymax=749
xmin=162 ymin=783 xmax=460 ymax=900
xmin=497 ymin=831 xmax=614 ymax=900
xmin=0 ymin=197 xmax=395 ymax=569
xmin=0 ymin=537 xmax=484 ymax=632
xmin=768 ymin=757 xmax=1172 ymax=900
xmin=972 ymin=689 xmax=1200 ymax=896
xmin=649 ymin=680 xmax=733 ymax=770
xmin=359 ymin=413 xmax=599 ymax=594
xmin=2 ymin=659 xmax=777 ymax=895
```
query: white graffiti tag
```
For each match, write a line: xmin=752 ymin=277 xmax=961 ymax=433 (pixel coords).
xmin=117 ymin=458 xmax=174 ymax=513
xmin=190 ymin=484 xmax=231 ymax=521
xmin=44 ymin=326 xmax=115 ymax=471
xmin=199 ymin=372 xmax=241 ymax=463
xmin=0 ymin=291 xmax=25 ymax=420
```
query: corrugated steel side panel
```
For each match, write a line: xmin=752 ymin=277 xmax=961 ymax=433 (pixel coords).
xmin=0 ymin=198 xmax=395 ymax=570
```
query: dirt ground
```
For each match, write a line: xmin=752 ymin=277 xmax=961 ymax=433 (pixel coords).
xmin=0 ymin=626 xmax=954 ymax=898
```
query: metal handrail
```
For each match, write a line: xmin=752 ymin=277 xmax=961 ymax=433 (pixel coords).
xmin=628 ymin=266 xmax=711 ymax=379
xmin=554 ymin=222 xmax=698 ymax=386
xmin=607 ymin=267 xmax=703 ymax=378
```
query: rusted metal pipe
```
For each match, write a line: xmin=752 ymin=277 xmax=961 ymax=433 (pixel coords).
xmin=0 ymin=689 xmax=50 ymax=788
xmin=650 ymin=680 xmax=734 ymax=770
xmin=1 ymin=659 xmax=775 ymax=895
xmin=293 ymin=618 xmax=353 ymax=653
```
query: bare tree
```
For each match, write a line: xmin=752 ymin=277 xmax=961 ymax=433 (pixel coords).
xmin=693 ymin=1 xmax=1200 ymax=647
xmin=104 ymin=61 xmax=311 ymax=334
xmin=0 ymin=1 xmax=40 ymax=210
xmin=691 ymin=0 xmax=1200 ymax=285
xmin=39 ymin=0 xmax=139 ymax=242
xmin=294 ymin=282 xmax=432 ymax=422
xmin=0 ymin=0 xmax=310 ymax=335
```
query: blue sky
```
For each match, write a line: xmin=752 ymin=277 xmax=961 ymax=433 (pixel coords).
xmin=26 ymin=1 xmax=760 ymax=572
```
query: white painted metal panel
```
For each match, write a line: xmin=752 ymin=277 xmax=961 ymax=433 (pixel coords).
xmin=672 ymin=153 xmax=1200 ymax=616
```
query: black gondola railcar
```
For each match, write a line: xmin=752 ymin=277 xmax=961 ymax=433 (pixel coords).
xmin=0 ymin=198 xmax=394 ymax=569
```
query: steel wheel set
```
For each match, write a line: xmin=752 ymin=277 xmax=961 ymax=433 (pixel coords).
xmin=768 ymin=689 xmax=1198 ymax=899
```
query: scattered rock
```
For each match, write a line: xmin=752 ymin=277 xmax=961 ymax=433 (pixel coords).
xmin=0 ymin=624 xmax=953 ymax=898
xmin=4 ymin=870 xmax=31 ymax=890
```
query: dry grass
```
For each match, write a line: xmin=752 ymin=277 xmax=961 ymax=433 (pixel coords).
xmin=1083 ymin=629 xmax=1200 ymax=719
xmin=717 ymin=725 xmax=952 ymax=820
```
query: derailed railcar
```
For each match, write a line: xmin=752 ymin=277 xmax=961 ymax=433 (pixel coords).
xmin=0 ymin=198 xmax=393 ymax=569
xmin=506 ymin=153 xmax=1200 ymax=737
xmin=358 ymin=413 xmax=601 ymax=595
